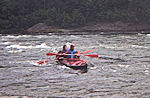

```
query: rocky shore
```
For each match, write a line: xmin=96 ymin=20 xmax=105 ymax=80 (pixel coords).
xmin=27 ymin=22 xmax=150 ymax=34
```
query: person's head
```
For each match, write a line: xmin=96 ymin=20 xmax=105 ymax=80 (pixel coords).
xmin=70 ymin=44 xmax=75 ymax=51
xmin=63 ymin=45 xmax=67 ymax=51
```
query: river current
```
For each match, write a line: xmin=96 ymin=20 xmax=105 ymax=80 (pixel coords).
xmin=0 ymin=32 xmax=150 ymax=97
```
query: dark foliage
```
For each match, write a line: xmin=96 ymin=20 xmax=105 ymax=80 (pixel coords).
xmin=0 ymin=0 xmax=150 ymax=32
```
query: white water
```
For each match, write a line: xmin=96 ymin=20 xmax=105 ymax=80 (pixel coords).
xmin=0 ymin=33 xmax=150 ymax=97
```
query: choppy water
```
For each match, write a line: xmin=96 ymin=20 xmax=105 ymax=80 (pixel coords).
xmin=0 ymin=32 xmax=150 ymax=97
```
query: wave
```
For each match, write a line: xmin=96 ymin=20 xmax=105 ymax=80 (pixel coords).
xmin=147 ymin=34 xmax=150 ymax=36
xmin=99 ymin=43 xmax=148 ymax=50
xmin=5 ymin=43 xmax=51 ymax=49
xmin=3 ymin=35 xmax=32 ymax=39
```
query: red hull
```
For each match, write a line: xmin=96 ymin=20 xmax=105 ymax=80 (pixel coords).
xmin=58 ymin=58 xmax=88 ymax=69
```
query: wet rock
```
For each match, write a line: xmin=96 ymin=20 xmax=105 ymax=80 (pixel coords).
xmin=27 ymin=23 xmax=72 ymax=33
xmin=27 ymin=23 xmax=53 ymax=33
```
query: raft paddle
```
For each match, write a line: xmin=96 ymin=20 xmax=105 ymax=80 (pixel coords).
xmin=80 ymin=50 xmax=93 ymax=54
xmin=84 ymin=54 xmax=99 ymax=58
xmin=46 ymin=50 xmax=93 ymax=56
xmin=46 ymin=52 xmax=98 ymax=58
xmin=46 ymin=53 xmax=58 ymax=56
xmin=37 ymin=60 xmax=49 ymax=65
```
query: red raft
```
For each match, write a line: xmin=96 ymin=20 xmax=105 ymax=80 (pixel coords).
xmin=57 ymin=58 xmax=88 ymax=69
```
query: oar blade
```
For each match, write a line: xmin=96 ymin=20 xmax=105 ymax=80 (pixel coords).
xmin=85 ymin=54 xmax=99 ymax=58
xmin=46 ymin=50 xmax=93 ymax=56
xmin=80 ymin=50 xmax=93 ymax=54
xmin=37 ymin=61 xmax=44 ymax=64
xmin=37 ymin=60 xmax=49 ymax=65
xmin=46 ymin=53 xmax=57 ymax=56
xmin=44 ymin=60 xmax=49 ymax=63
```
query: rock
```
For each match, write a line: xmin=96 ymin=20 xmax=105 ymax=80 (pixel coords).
xmin=27 ymin=23 xmax=54 ymax=33
xmin=27 ymin=23 xmax=73 ymax=33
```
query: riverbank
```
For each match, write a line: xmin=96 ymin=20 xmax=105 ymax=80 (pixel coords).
xmin=1 ymin=22 xmax=150 ymax=34
xmin=27 ymin=22 xmax=150 ymax=34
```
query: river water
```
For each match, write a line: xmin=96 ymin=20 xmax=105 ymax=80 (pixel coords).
xmin=0 ymin=32 xmax=150 ymax=97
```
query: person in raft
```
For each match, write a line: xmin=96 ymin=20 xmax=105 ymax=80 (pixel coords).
xmin=56 ymin=44 xmax=69 ymax=59
xmin=66 ymin=44 xmax=79 ymax=59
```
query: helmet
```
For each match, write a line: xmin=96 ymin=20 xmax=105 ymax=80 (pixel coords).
xmin=65 ymin=42 xmax=70 ymax=48
xmin=70 ymin=44 xmax=75 ymax=47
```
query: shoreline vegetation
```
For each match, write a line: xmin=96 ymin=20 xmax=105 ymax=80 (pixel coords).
xmin=26 ymin=22 xmax=150 ymax=34
xmin=1 ymin=22 xmax=150 ymax=34
xmin=1 ymin=0 xmax=150 ymax=34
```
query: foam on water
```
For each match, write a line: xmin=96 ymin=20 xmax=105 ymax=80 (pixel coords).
xmin=3 ymin=35 xmax=32 ymax=39
xmin=1 ymin=42 xmax=11 ymax=45
xmin=131 ymin=45 xmax=148 ymax=49
xmin=99 ymin=43 xmax=125 ymax=50
xmin=6 ymin=44 xmax=29 ymax=49
xmin=99 ymin=43 xmax=148 ymax=50
xmin=144 ymin=70 xmax=150 ymax=75
xmin=7 ymin=49 xmax=24 ymax=53
xmin=34 ymin=35 xmax=49 ymax=39
xmin=4 ymin=42 xmax=56 ymax=53
xmin=118 ymin=64 xmax=130 ymax=68
xmin=58 ymin=65 xmax=70 ymax=69
xmin=5 ymin=43 xmax=51 ymax=50
xmin=35 ymin=43 xmax=52 ymax=49
xmin=147 ymin=34 xmax=150 ymax=36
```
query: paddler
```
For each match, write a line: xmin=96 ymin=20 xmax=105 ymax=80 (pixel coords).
xmin=66 ymin=44 xmax=79 ymax=59
xmin=56 ymin=44 xmax=69 ymax=59
xmin=61 ymin=44 xmax=69 ymax=53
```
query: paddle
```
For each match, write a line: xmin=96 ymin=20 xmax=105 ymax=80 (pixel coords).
xmin=37 ymin=60 xmax=49 ymax=65
xmin=38 ymin=50 xmax=96 ymax=65
xmin=84 ymin=54 xmax=99 ymax=58
xmin=46 ymin=53 xmax=57 ymax=56
xmin=80 ymin=50 xmax=93 ymax=54
xmin=46 ymin=52 xmax=98 ymax=58
xmin=46 ymin=50 xmax=93 ymax=56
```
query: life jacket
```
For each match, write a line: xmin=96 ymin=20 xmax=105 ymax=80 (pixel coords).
xmin=68 ymin=49 xmax=77 ymax=58
xmin=56 ymin=49 xmax=69 ymax=59
xmin=61 ymin=50 xmax=67 ymax=53
xmin=61 ymin=48 xmax=69 ymax=53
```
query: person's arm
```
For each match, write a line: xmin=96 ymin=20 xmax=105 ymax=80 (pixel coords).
xmin=75 ymin=51 xmax=80 ymax=58
xmin=56 ymin=51 xmax=61 ymax=59
xmin=65 ymin=50 xmax=69 ymax=54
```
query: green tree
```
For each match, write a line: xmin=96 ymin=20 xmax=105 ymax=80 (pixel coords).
xmin=0 ymin=0 xmax=150 ymax=33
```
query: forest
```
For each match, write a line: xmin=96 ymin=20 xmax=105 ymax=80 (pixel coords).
xmin=0 ymin=0 xmax=150 ymax=33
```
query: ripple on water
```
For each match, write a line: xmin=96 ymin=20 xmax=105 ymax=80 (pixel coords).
xmin=0 ymin=34 xmax=150 ymax=97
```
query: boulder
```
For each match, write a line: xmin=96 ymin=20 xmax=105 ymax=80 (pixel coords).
xmin=27 ymin=23 xmax=53 ymax=33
